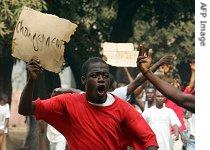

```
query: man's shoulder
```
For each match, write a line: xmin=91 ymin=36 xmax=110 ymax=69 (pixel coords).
xmin=111 ymin=94 xmax=128 ymax=104
xmin=111 ymin=86 xmax=129 ymax=100
xmin=61 ymin=92 xmax=85 ymax=102
xmin=43 ymin=93 xmax=85 ymax=105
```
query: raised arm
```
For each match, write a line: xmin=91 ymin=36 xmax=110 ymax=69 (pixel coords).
xmin=136 ymin=49 xmax=195 ymax=113
xmin=127 ymin=48 xmax=174 ymax=95
xmin=18 ymin=58 xmax=43 ymax=116
xmin=123 ymin=67 xmax=134 ymax=83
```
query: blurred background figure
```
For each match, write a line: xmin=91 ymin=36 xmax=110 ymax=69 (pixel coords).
xmin=0 ymin=93 xmax=10 ymax=150
xmin=142 ymin=90 xmax=181 ymax=150
xmin=47 ymin=124 xmax=67 ymax=150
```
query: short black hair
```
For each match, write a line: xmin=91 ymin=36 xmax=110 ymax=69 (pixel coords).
xmin=0 ymin=93 xmax=8 ymax=102
xmin=81 ymin=57 xmax=108 ymax=76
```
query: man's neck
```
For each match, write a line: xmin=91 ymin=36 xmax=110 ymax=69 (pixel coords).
xmin=148 ymin=101 xmax=154 ymax=108
xmin=88 ymin=94 xmax=115 ymax=107
xmin=155 ymin=104 xmax=163 ymax=109
xmin=87 ymin=94 xmax=107 ymax=104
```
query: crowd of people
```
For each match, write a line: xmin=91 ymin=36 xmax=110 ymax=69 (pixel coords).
xmin=16 ymin=44 xmax=195 ymax=150
xmin=0 ymin=44 xmax=195 ymax=150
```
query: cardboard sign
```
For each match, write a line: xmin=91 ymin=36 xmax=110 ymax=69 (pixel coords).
xmin=102 ymin=42 xmax=134 ymax=52
xmin=102 ymin=42 xmax=138 ymax=67
xmin=12 ymin=6 xmax=77 ymax=73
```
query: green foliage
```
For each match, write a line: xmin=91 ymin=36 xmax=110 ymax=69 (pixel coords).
xmin=0 ymin=0 xmax=46 ymax=37
xmin=0 ymin=0 xmax=194 ymax=63
xmin=132 ymin=20 xmax=194 ymax=63
xmin=130 ymin=0 xmax=195 ymax=63
xmin=54 ymin=0 xmax=194 ymax=65
xmin=46 ymin=0 xmax=118 ymax=65
xmin=135 ymin=0 xmax=194 ymax=27
xmin=0 ymin=0 xmax=46 ymax=58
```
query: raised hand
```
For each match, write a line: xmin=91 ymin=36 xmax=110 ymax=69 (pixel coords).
xmin=26 ymin=58 xmax=43 ymax=81
xmin=136 ymin=44 xmax=153 ymax=74
xmin=158 ymin=55 xmax=175 ymax=66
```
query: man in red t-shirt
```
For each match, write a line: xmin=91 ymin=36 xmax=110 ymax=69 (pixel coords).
xmin=18 ymin=57 xmax=158 ymax=150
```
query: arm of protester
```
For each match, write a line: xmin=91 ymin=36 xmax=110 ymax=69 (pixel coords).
xmin=133 ymin=82 xmax=147 ymax=111
xmin=51 ymin=87 xmax=83 ymax=97
xmin=18 ymin=58 xmax=43 ymax=116
xmin=123 ymin=67 xmax=134 ymax=83
xmin=134 ymin=81 xmax=147 ymax=97
xmin=172 ymin=124 xmax=180 ymax=141
xmin=136 ymin=49 xmax=195 ymax=113
xmin=127 ymin=45 xmax=174 ymax=96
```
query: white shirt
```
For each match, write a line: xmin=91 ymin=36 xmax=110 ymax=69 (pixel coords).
xmin=89 ymin=93 xmax=115 ymax=106
xmin=47 ymin=125 xmax=66 ymax=143
xmin=0 ymin=103 xmax=10 ymax=133
xmin=142 ymin=106 xmax=181 ymax=150
xmin=187 ymin=114 xmax=195 ymax=136
xmin=111 ymin=85 xmax=130 ymax=101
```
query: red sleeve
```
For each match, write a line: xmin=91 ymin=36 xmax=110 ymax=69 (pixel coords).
xmin=124 ymin=104 xmax=158 ymax=149
xmin=183 ymin=86 xmax=191 ymax=94
xmin=34 ymin=94 xmax=71 ymax=131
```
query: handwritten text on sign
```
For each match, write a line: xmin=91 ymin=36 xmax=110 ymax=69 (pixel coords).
xmin=102 ymin=42 xmax=138 ymax=67
xmin=15 ymin=20 xmax=65 ymax=51
xmin=103 ymin=51 xmax=139 ymax=67
xmin=12 ymin=6 xmax=77 ymax=73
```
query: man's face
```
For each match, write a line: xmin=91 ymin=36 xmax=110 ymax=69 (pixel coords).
xmin=145 ymin=88 xmax=156 ymax=102
xmin=155 ymin=91 xmax=165 ymax=106
xmin=83 ymin=62 xmax=110 ymax=102
xmin=0 ymin=99 xmax=5 ymax=105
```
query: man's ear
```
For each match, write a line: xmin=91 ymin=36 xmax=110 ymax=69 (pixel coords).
xmin=81 ymin=76 xmax=86 ymax=85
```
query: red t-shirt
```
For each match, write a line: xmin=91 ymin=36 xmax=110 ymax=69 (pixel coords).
xmin=35 ymin=93 xmax=158 ymax=150
xmin=165 ymin=99 xmax=186 ymax=132
xmin=165 ymin=86 xmax=195 ymax=132
xmin=183 ymin=86 xmax=195 ymax=95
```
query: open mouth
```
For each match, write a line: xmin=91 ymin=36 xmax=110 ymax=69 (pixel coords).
xmin=97 ymin=85 xmax=106 ymax=95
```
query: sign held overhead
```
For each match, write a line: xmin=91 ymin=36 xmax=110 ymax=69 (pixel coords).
xmin=12 ymin=6 xmax=77 ymax=73
xmin=102 ymin=42 xmax=139 ymax=67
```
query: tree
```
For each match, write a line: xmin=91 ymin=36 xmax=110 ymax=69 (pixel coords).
xmin=0 ymin=0 xmax=47 ymax=104
xmin=0 ymin=1 xmax=51 ymax=149
xmin=0 ymin=0 xmax=194 ymax=149
xmin=45 ymin=0 xmax=194 ymax=88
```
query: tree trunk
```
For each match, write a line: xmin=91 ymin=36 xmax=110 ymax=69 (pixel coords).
xmin=65 ymin=50 xmax=84 ymax=90
xmin=110 ymin=0 xmax=143 ymax=42
xmin=110 ymin=0 xmax=143 ymax=80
